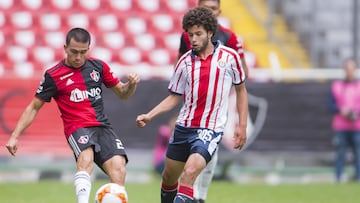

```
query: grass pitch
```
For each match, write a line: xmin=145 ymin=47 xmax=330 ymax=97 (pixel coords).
xmin=0 ymin=180 xmax=359 ymax=203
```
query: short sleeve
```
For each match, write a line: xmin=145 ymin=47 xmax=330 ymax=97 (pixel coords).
xmin=101 ymin=61 xmax=120 ymax=88
xmin=168 ymin=56 xmax=188 ymax=95
xmin=35 ymin=72 xmax=57 ymax=102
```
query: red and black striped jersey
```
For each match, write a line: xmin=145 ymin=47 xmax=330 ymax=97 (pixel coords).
xmin=35 ymin=58 xmax=120 ymax=138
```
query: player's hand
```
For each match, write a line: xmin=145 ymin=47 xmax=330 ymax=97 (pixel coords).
xmin=127 ymin=73 xmax=140 ymax=86
xmin=233 ymin=125 xmax=247 ymax=150
xmin=136 ymin=114 xmax=150 ymax=128
xmin=5 ymin=137 xmax=19 ymax=156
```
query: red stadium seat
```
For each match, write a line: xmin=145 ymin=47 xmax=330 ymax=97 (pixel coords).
xmin=7 ymin=46 xmax=29 ymax=63
xmin=0 ymin=0 xmax=15 ymax=15
xmin=134 ymin=33 xmax=156 ymax=51
xmin=125 ymin=17 xmax=147 ymax=35
xmin=163 ymin=0 xmax=189 ymax=13
xmin=31 ymin=46 xmax=56 ymax=67
xmin=144 ymin=48 xmax=171 ymax=66
xmin=78 ymin=0 xmax=101 ymax=11
xmin=50 ymin=0 xmax=73 ymax=10
xmin=95 ymin=14 xmax=119 ymax=32
xmin=108 ymin=0 xmax=133 ymax=12
xmin=43 ymin=31 xmax=65 ymax=49
xmin=116 ymin=46 xmax=143 ymax=65
xmin=13 ymin=30 xmax=36 ymax=48
xmin=38 ymin=13 xmax=63 ymax=31
xmin=20 ymin=0 xmax=43 ymax=11
xmin=150 ymin=14 xmax=175 ymax=34
xmin=163 ymin=33 xmax=182 ymax=52
xmin=136 ymin=0 xmax=160 ymax=13
xmin=13 ymin=61 xmax=34 ymax=78
xmin=66 ymin=13 xmax=90 ymax=30
xmin=10 ymin=11 xmax=34 ymax=29
xmin=90 ymin=47 xmax=113 ymax=63
xmin=101 ymin=32 xmax=126 ymax=50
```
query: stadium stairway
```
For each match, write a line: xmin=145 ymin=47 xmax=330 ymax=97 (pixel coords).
xmin=221 ymin=0 xmax=312 ymax=69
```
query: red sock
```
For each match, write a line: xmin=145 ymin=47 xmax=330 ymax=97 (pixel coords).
xmin=161 ymin=181 xmax=178 ymax=191
xmin=178 ymin=185 xmax=193 ymax=198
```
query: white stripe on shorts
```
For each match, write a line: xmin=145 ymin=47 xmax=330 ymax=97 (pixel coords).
xmin=68 ymin=135 xmax=81 ymax=157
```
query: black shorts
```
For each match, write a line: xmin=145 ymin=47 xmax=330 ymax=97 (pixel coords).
xmin=166 ymin=125 xmax=222 ymax=164
xmin=67 ymin=126 xmax=128 ymax=169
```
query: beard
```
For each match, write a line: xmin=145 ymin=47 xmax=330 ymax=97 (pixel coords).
xmin=192 ymin=36 xmax=210 ymax=55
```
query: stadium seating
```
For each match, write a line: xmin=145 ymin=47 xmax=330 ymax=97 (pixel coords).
xmin=0 ymin=0 xmax=202 ymax=78
xmin=279 ymin=0 xmax=355 ymax=68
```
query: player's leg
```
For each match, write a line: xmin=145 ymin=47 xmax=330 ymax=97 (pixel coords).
xmin=174 ymin=128 xmax=222 ymax=203
xmin=102 ymin=155 xmax=127 ymax=185
xmin=74 ymin=148 xmax=94 ymax=203
xmin=68 ymin=127 xmax=97 ymax=203
xmin=351 ymin=131 xmax=360 ymax=181
xmin=95 ymin=127 xmax=129 ymax=201
xmin=161 ymin=157 xmax=185 ymax=203
xmin=334 ymin=131 xmax=347 ymax=182
xmin=193 ymin=149 xmax=218 ymax=203
xmin=174 ymin=153 xmax=207 ymax=203
xmin=161 ymin=125 xmax=190 ymax=203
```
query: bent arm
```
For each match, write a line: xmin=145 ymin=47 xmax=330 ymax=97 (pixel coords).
xmin=111 ymin=73 xmax=140 ymax=99
xmin=136 ymin=93 xmax=182 ymax=127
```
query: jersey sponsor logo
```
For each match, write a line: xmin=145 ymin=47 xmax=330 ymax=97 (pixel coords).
xmin=70 ymin=87 xmax=102 ymax=102
xmin=78 ymin=135 xmax=89 ymax=144
xmin=60 ymin=72 xmax=74 ymax=80
xmin=66 ymin=78 xmax=74 ymax=86
xmin=197 ymin=129 xmax=214 ymax=143
xmin=90 ymin=70 xmax=100 ymax=82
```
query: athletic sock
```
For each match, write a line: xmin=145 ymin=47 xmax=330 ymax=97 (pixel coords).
xmin=74 ymin=171 xmax=91 ymax=203
xmin=174 ymin=185 xmax=193 ymax=203
xmin=161 ymin=181 xmax=178 ymax=203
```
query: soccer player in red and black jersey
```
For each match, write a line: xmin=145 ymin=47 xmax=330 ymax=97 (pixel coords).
xmin=137 ymin=7 xmax=248 ymax=203
xmin=179 ymin=1 xmax=249 ymax=203
xmin=6 ymin=28 xmax=140 ymax=203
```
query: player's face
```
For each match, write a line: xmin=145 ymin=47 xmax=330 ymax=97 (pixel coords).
xmin=64 ymin=38 xmax=89 ymax=68
xmin=188 ymin=25 xmax=212 ymax=54
xmin=198 ymin=0 xmax=221 ymax=17
xmin=344 ymin=60 xmax=357 ymax=81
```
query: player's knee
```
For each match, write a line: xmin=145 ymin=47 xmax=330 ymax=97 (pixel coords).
xmin=181 ymin=166 xmax=199 ymax=185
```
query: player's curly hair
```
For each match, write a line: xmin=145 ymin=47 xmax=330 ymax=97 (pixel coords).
xmin=182 ymin=6 xmax=218 ymax=34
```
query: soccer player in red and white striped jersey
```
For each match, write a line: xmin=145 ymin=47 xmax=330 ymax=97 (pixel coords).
xmin=179 ymin=1 xmax=249 ymax=202
xmin=136 ymin=6 xmax=248 ymax=203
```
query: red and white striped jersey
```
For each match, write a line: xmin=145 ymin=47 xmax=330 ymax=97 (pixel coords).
xmin=169 ymin=42 xmax=246 ymax=132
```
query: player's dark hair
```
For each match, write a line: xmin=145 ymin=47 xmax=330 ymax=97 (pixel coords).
xmin=182 ymin=6 xmax=218 ymax=34
xmin=66 ymin=27 xmax=91 ymax=45
xmin=198 ymin=0 xmax=220 ymax=4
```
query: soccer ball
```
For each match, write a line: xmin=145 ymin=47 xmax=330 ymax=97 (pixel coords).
xmin=94 ymin=183 xmax=128 ymax=203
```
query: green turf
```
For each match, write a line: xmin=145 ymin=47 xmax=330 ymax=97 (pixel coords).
xmin=0 ymin=180 xmax=359 ymax=203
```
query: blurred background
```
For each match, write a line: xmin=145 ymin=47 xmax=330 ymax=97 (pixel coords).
xmin=1 ymin=0 xmax=359 ymax=184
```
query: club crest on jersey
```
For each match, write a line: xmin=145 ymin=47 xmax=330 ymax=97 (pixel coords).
xmin=78 ymin=135 xmax=89 ymax=144
xmin=218 ymin=60 xmax=226 ymax=68
xmin=90 ymin=70 xmax=100 ymax=82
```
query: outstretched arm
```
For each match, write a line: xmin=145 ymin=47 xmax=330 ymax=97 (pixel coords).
xmin=136 ymin=93 xmax=182 ymax=128
xmin=111 ymin=73 xmax=140 ymax=99
xmin=233 ymin=83 xmax=248 ymax=150
xmin=6 ymin=97 xmax=45 ymax=156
